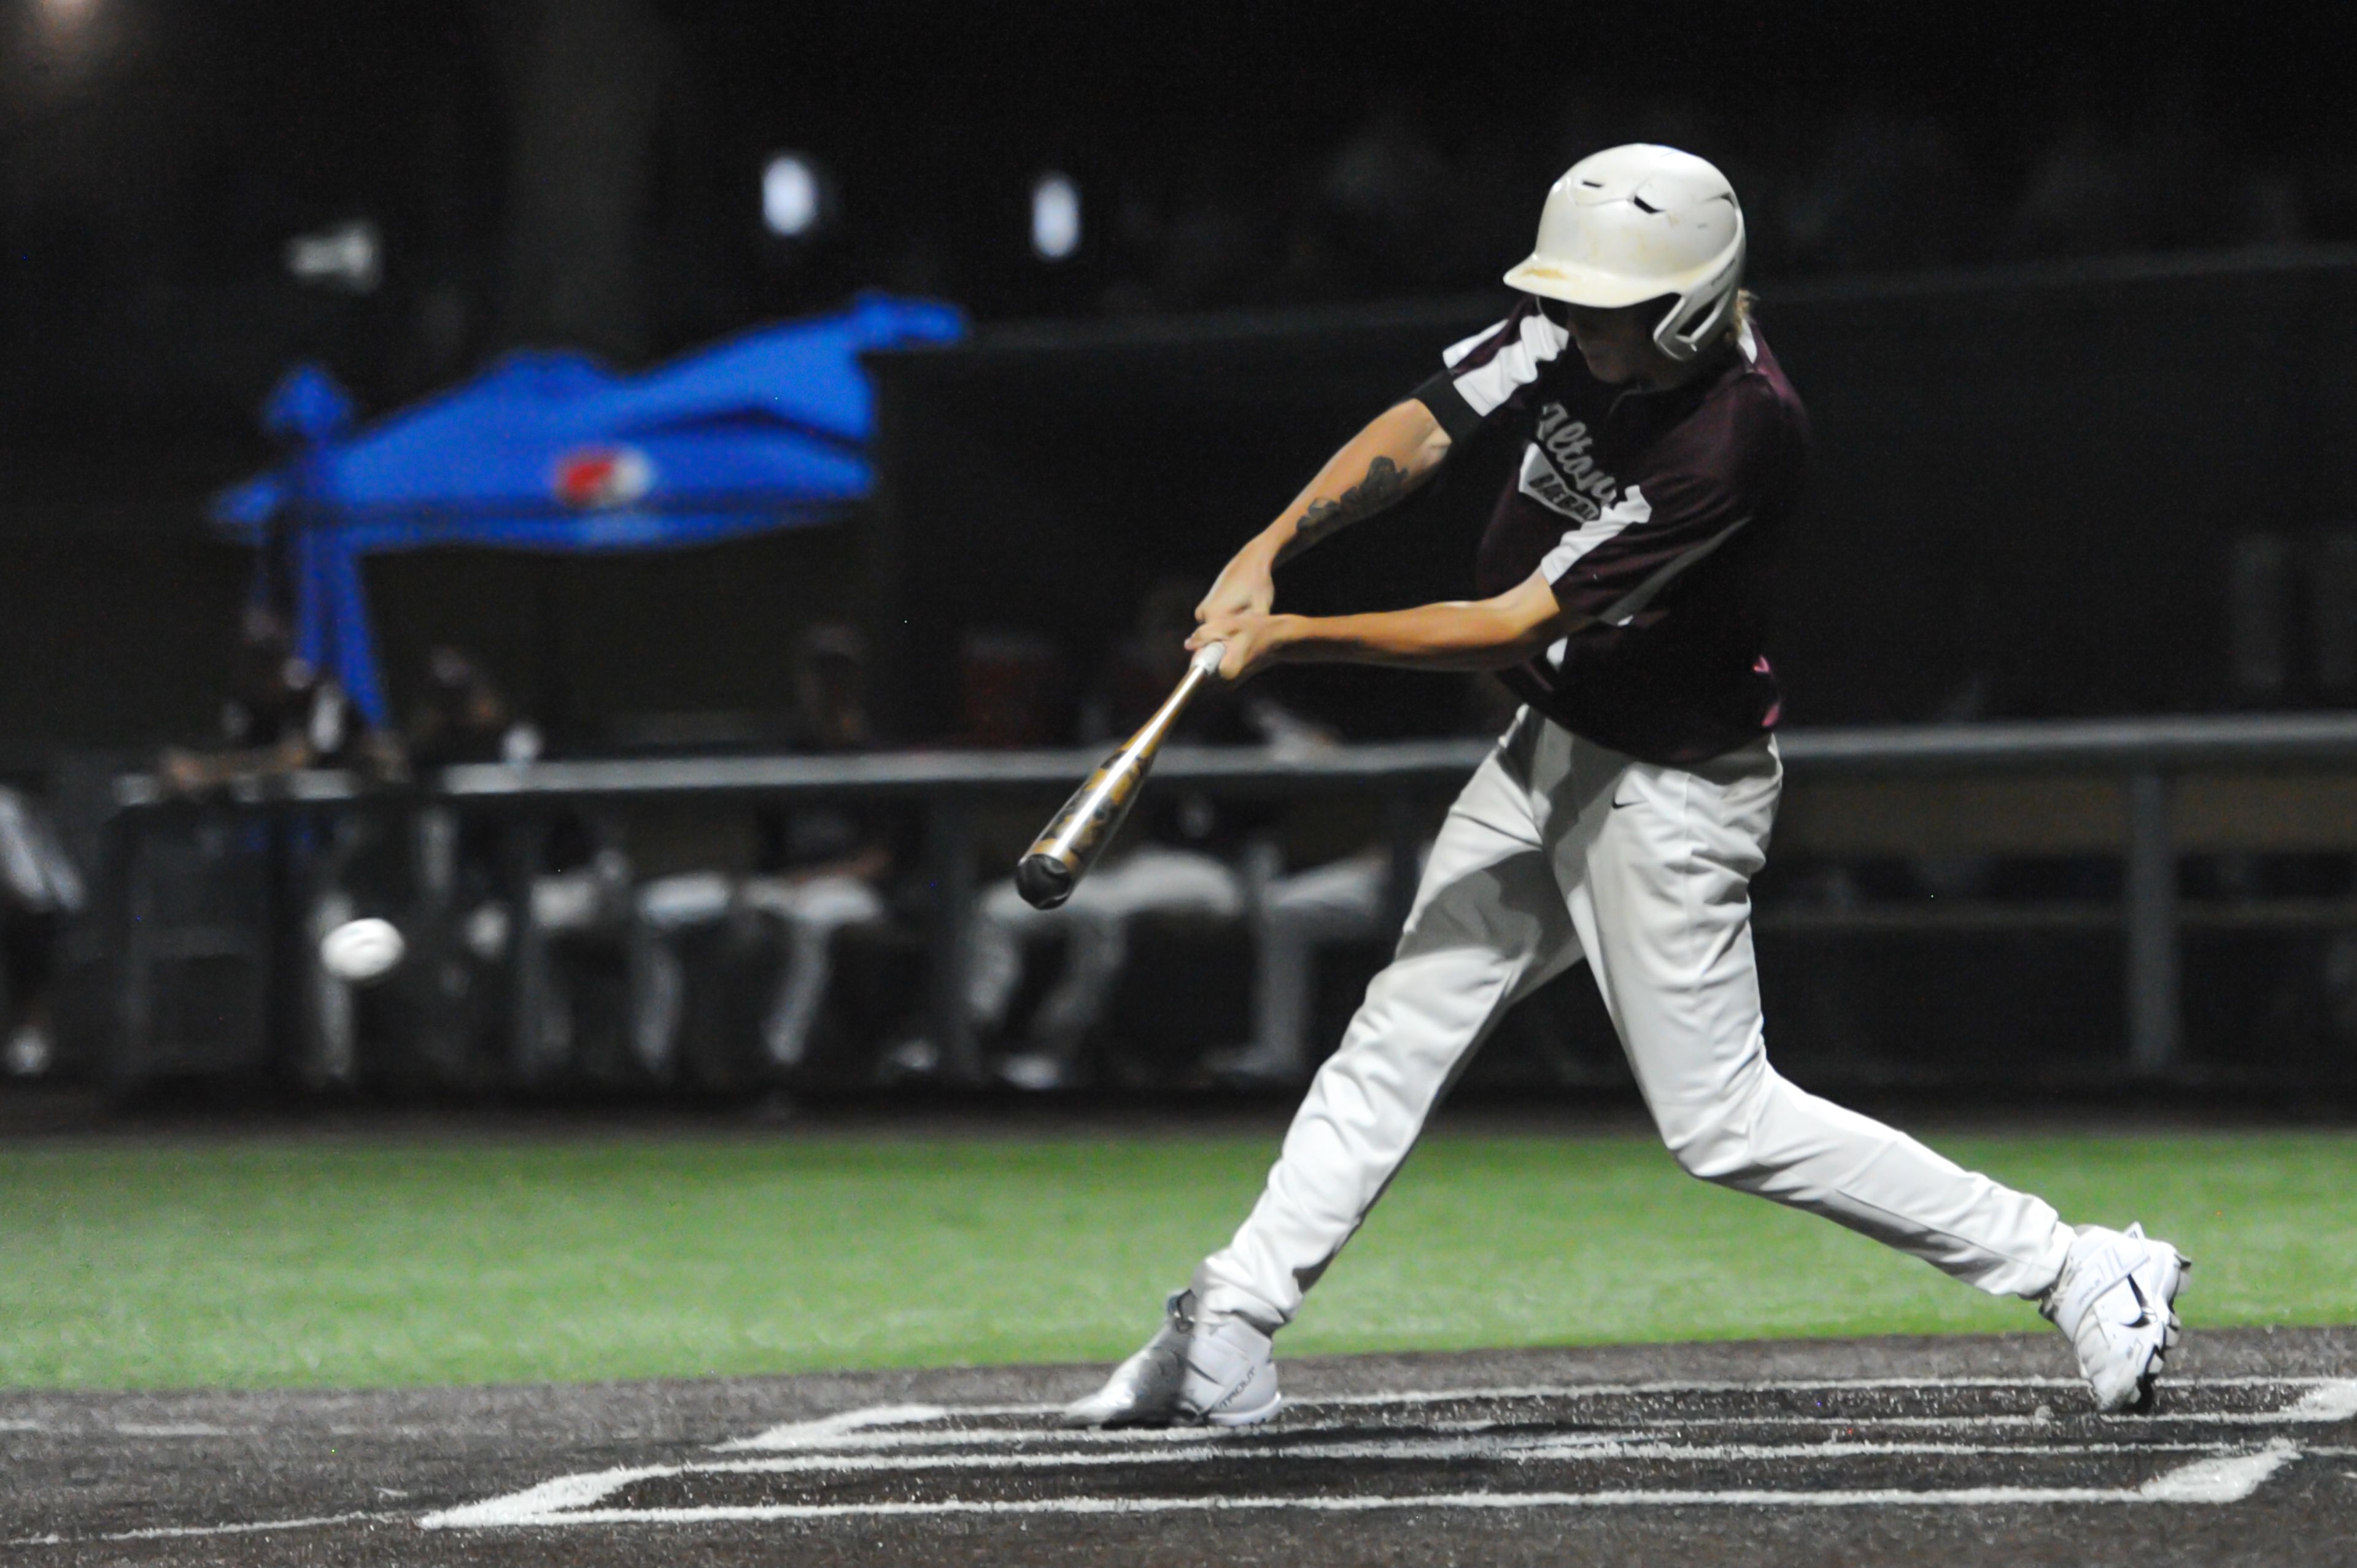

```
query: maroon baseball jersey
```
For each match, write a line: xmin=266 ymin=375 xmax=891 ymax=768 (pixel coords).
xmin=1413 ymin=296 xmax=1809 ymax=765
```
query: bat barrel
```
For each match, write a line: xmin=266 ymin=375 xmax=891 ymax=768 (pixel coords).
xmin=1016 ymin=748 xmax=1150 ymax=908
xmin=1012 ymin=643 xmax=1223 ymax=912
xmin=1014 ymin=853 xmax=1075 ymax=910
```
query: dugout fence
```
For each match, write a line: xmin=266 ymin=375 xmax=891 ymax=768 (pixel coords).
xmin=83 ymin=711 xmax=2357 ymax=1097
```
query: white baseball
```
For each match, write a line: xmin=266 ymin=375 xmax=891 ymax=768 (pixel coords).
xmin=320 ymin=917 xmax=406 ymax=984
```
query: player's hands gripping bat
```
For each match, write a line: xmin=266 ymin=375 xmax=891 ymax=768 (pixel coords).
xmin=1015 ymin=642 xmax=1226 ymax=910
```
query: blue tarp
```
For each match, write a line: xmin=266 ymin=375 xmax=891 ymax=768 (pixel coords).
xmin=209 ymin=292 xmax=964 ymax=728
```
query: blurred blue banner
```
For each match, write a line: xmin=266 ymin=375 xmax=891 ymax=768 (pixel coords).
xmin=210 ymin=292 xmax=965 ymax=729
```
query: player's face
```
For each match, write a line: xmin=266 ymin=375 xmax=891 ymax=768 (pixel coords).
xmin=1552 ymin=299 xmax=1662 ymax=385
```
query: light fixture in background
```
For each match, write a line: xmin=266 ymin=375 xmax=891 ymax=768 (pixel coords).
xmin=1031 ymin=172 xmax=1080 ymax=261
xmin=36 ymin=0 xmax=100 ymax=34
xmin=285 ymin=219 xmax=382 ymax=294
xmin=762 ymin=152 xmax=827 ymax=239
xmin=25 ymin=0 xmax=109 ymax=87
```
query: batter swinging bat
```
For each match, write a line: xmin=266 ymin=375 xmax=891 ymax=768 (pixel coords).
xmin=1015 ymin=641 xmax=1226 ymax=910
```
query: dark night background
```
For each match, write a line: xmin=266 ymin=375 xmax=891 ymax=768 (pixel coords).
xmin=4 ymin=1 xmax=2356 ymax=754
xmin=10 ymin=5 xmax=2355 ymax=420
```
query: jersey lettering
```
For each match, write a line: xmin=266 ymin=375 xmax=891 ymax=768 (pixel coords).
xmin=1518 ymin=404 xmax=1619 ymax=522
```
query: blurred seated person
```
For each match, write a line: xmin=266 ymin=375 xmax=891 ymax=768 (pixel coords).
xmin=405 ymin=645 xmax=543 ymax=768
xmin=159 ymin=604 xmax=352 ymax=793
xmin=1205 ymin=677 xmax=1513 ymax=1086
xmin=967 ymin=578 xmax=1319 ymax=1091
xmin=0 ymin=785 xmax=85 ymax=1078
xmin=305 ymin=646 xmax=543 ymax=1000
xmin=631 ymin=624 xmax=900 ymax=1079
xmin=405 ymin=644 xmax=540 ymax=943
xmin=1210 ymin=840 xmax=1398 ymax=1088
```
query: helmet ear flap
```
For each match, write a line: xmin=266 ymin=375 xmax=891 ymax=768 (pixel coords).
xmin=1654 ymin=289 xmax=1730 ymax=363
xmin=1650 ymin=244 xmax=1744 ymax=363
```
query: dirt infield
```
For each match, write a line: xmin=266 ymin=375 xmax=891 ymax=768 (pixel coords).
xmin=6 ymin=1328 xmax=2354 ymax=1566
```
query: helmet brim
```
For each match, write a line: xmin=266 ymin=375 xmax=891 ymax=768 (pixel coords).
xmin=1501 ymin=255 xmax=1668 ymax=308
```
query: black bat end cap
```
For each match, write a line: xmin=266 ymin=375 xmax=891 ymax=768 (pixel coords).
xmin=1016 ymin=855 xmax=1075 ymax=911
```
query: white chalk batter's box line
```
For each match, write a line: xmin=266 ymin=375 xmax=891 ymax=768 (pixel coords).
xmin=422 ymin=1375 xmax=2357 ymax=1528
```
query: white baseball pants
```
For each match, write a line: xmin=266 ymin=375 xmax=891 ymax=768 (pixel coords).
xmin=1193 ymin=711 xmax=2074 ymax=1331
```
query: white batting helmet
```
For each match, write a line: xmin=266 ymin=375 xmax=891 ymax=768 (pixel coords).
xmin=1504 ymin=144 xmax=1746 ymax=363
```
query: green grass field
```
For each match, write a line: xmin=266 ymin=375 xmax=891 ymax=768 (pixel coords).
xmin=3 ymin=1129 xmax=2351 ymax=1390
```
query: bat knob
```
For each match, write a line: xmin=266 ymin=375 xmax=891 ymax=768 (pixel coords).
xmin=1015 ymin=855 xmax=1075 ymax=911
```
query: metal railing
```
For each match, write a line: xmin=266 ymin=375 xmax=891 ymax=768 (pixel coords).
xmin=106 ymin=711 xmax=2357 ymax=1086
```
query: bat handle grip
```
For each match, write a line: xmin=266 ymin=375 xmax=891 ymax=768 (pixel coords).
xmin=1188 ymin=641 xmax=1227 ymax=679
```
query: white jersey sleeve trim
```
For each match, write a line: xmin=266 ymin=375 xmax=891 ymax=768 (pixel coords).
xmin=1439 ymin=321 xmax=1501 ymax=369
xmin=1440 ymin=310 xmax=1571 ymax=419
xmin=1539 ymin=485 xmax=1652 ymax=581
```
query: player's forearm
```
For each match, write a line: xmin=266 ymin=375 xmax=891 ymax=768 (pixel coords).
xmin=1197 ymin=400 xmax=1452 ymax=625
xmin=1265 ymin=589 xmax=1577 ymax=673
xmin=1262 ymin=400 xmax=1452 ymax=565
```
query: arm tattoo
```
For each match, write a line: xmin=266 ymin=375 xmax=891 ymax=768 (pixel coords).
xmin=1282 ymin=456 xmax=1406 ymax=560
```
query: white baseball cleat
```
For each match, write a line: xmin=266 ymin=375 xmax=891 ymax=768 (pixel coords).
xmin=2042 ymin=1222 xmax=2189 ymax=1414
xmin=1061 ymin=1291 xmax=1282 ymax=1429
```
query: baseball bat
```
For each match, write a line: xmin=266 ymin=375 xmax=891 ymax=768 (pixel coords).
xmin=1015 ymin=641 xmax=1226 ymax=910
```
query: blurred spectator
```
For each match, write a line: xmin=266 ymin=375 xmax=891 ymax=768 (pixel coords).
xmin=302 ymin=643 xmax=562 ymax=1089
xmin=406 ymin=645 xmax=543 ymax=768
xmin=630 ymin=623 xmax=900 ymax=1080
xmin=967 ymin=578 xmax=1303 ymax=1090
xmin=1211 ymin=838 xmax=1390 ymax=1087
xmin=308 ymin=646 xmax=535 ymax=995
xmin=159 ymin=604 xmax=352 ymax=794
xmin=0 ymin=787 xmax=85 ymax=1078
xmin=363 ymin=646 xmax=541 ymax=1087
xmin=503 ymin=813 xmax=635 ymax=1084
xmin=161 ymin=603 xmax=371 ymax=1086
xmin=1204 ymin=680 xmax=1514 ymax=1086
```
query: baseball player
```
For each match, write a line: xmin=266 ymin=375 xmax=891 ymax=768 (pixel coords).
xmin=1067 ymin=145 xmax=2188 ymax=1428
